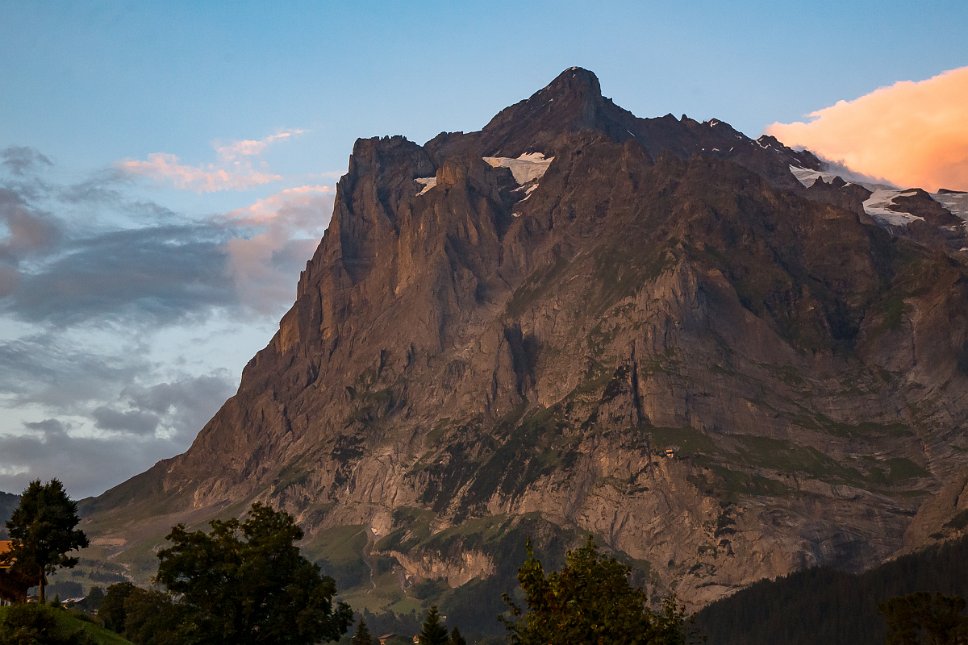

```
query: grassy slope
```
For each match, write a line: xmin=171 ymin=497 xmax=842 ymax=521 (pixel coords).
xmin=0 ymin=604 xmax=132 ymax=644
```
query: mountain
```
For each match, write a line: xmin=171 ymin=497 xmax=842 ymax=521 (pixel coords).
xmin=80 ymin=68 xmax=968 ymax=627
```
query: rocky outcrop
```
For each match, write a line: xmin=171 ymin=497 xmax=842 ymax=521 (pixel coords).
xmin=83 ymin=69 xmax=968 ymax=614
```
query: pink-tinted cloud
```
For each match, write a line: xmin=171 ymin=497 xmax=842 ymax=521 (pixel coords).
xmin=766 ymin=66 xmax=968 ymax=192
xmin=118 ymin=152 xmax=281 ymax=192
xmin=118 ymin=129 xmax=305 ymax=192
xmin=215 ymin=129 xmax=305 ymax=161
xmin=223 ymin=185 xmax=333 ymax=313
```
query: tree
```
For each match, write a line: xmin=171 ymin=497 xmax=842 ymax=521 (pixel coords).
xmin=418 ymin=605 xmax=450 ymax=645
xmin=351 ymin=617 xmax=376 ymax=645
xmin=98 ymin=582 xmax=136 ymax=633
xmin=121 ymin=586 xmax=191 ymax=645
xmin=502 ymin=536 xmax=686 ymax=644
xmin=76 ymin=585 xmax=104 ymax=613
xmin=448 ymin=626 xmax=467 ymax=645
xmin=154 ymin=502 xmax=352 ymax=644
xmin=4 ymin=479 xmax=89 ymax=603
xmin=880 ymin=592 xmax=968 ymax=645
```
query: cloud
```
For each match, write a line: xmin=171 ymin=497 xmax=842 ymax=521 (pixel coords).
xmin=0 ymin=369 xmax=235 ymax=498
xmin=119 ymin=153 xmax=281 ymax=192
xmin=0 ymin=424 xmax=182 ymax=498
xmin=121 ymin=373 xmax=235 ymax=442
xmin=215 ymin=129 xmax=305 ymax=161
xmin=0 ymin=188 xmax=62 ymax=258
xmin=1 ymin=162 xmax=331 ymax=326
xmin=92 ymin=406 xmax=160 ymax=435
xmin=766 ymin=66 xmax=968 ymax=192
xmin=1 ymin=146 xmax=52 ymax=177
xmin=118 ymin=129 xmax=305 ymax=192
xmin=0 ymin=331 xmax=145 ymax=411
xmin=0 ymin=144 xmax=331 ymax=497
xmin=223 ymin=185 xmax=332 ymax=313
xmin=0 ymin=187 xmax=63 ymax=297
xmin=6 ymin=223 xmax=235 ymax=325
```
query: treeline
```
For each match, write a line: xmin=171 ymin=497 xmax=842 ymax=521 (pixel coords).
xmin=3 ymin=480 xmax=687 ymax=643
xmin=693 ymin=533 xmax=968 ymax=644
xmin=5 ymin=479 xmax=964 ymax=643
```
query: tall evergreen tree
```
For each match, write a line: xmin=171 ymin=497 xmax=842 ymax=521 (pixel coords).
xmin=352 ymin=617 xmax=375 ymax=645
xmin=4 ymin=479 xmax=88 ymax=603
xmin=418 ymin=605 xmax=450 ymax=645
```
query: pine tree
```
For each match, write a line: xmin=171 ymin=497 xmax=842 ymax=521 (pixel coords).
xmin=418 ymin=605 xmax=450 ymax=645
xmin=352 ymin=617 xmax=375 ymax=645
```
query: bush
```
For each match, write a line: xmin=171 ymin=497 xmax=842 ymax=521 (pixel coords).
xmin=0 ymin=603 xmax=94 ymax=645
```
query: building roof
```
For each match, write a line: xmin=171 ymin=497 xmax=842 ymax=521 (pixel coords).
xmin=0 ymin=540 xmax=13 ymax=569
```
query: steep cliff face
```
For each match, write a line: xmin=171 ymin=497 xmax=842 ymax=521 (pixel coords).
xmin=85 ymin=69 xmax=968 ymax=612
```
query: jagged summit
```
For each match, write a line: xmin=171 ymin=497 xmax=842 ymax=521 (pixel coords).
xmin=542 ymin=66 xmax=603 ymax=100
xmin=475 ymin=67 xmax=636 ymax=157
xmin=427 ymin=67 xmax=820 ymax=193
xmin=83 ymin=69 xmax=968 ymax=633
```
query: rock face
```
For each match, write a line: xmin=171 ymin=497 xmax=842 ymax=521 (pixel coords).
xmin=85 ymin=69 xmax=968 ymax=616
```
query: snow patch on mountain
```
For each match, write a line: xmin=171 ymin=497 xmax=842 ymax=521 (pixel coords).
xmin=415 ymin=177 xmax=437 ymax=196
xmin=789 ymin=165 xmax=844 ymax=188
xmin=863 ymin=189 xmax=923 ymax=227
xmin=483 ymin=152 xmax=554 ymax=184
xmin=790 ymin=164 xmax=968 ymax=230
xmin=932 ymin=190 xmax=968 ymax=222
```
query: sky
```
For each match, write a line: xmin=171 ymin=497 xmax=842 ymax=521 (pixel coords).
xmin=1 ymin=1 xmax=966 ymax=499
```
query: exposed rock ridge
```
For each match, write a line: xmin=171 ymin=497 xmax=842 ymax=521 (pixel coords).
xmin=85 ymin=69 xmax=968 ymax=616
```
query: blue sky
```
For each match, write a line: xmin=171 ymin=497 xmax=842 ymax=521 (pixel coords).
xmin=1 ymin=1 xmax=966 ymax=498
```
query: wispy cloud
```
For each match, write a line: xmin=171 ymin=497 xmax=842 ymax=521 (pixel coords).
xmin=0 ymin=369 xmax=234 ymax=497
xmin=223 ymin=184 xmax=333 ymax=314
xmin=118 ymin=129 xmax=305 ymax=192
xmin=118 ymin=152 xmax=281 ymax=192
xmin=6 ymin=223 xmax=234 ymax=325
xmin=0 ymin=146 xmax=333 ymax=496
xmin=215 ymin=129 xmax=305 ymax=161
xmin=766 ymin=66 xmax=968 ymax=192
xmin=1 ymin=146 xmax=53 ymax=177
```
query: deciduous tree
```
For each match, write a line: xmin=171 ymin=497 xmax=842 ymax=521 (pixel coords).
xmin=502 ymin=536 xmax=686 ymax=644
xmin=154 ymin=502 xmax=352 ymax=644
xmin=4 ymin=479 xmax=88 ymax=603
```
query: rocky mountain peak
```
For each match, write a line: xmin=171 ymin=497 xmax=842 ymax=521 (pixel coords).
xmin=476 ymin=67 xmax=635 ymax=157
xmin=83 ymin=68 xmax=968 ymax=631
xmin=541 ymin=66 xmax=603 ymax=102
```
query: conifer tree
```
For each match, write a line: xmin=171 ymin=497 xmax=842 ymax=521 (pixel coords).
xmin=418 ymin=605 xmax=449 ymax=645
xmin=352 ymin=617 xmax=375 ymax=645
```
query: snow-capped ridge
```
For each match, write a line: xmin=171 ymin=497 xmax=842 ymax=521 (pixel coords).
xmin=789 ymin=164 xmax=968 ymax=230
xmin=863 ymin=189 xmax=923 ymax=227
